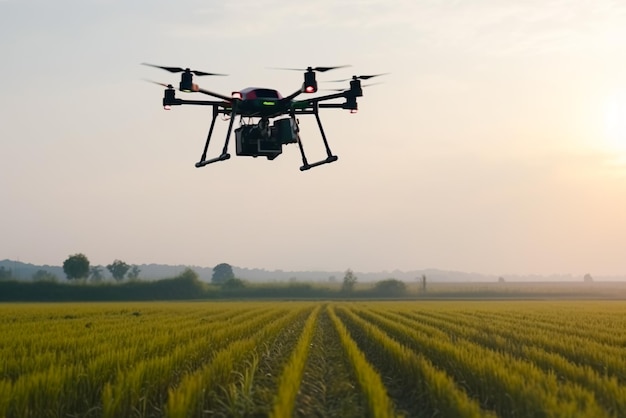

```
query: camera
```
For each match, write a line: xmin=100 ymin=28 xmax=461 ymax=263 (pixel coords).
xmin=235 ymin=118 xmax=299 ymax=160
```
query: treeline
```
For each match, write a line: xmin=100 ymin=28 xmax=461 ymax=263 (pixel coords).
xmin=0 ymin=272 xmax=413 ymax=302
xmin=0 ymin=275 xmax=207 ymax=302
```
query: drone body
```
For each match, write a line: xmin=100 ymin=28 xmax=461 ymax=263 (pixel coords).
xmin=143 ymin=63 xmax=382 ymax=170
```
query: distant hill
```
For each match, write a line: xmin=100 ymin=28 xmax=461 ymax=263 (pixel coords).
xmin=0 ymin=259 xmax=498 ymax=282
xmin=233 ymin=267 xmax=500 ymax=283
xmin=2 ymin=259 xmax=624 ymax=283
xmin=1 ymin=260 xmax=66 ymax=281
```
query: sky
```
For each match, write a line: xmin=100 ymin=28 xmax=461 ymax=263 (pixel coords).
xmin=1 ymin=0 xmax=626 ymax=277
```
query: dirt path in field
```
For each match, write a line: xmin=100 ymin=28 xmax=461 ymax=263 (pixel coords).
xmin=295 ymin=306 xmax=367 ymax=417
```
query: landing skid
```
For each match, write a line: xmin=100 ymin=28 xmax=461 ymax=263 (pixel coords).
xmin=192 ymin=101 xmax=339 ymax=171
xmin=300 ymin=155 xmax=338 ymax=171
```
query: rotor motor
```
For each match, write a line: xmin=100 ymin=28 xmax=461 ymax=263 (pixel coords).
xmin=180 ymin=72 xmax=194 ymax=92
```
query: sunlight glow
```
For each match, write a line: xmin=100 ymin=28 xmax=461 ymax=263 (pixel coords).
xmin=605 ymin=90 xmax=626 ymax=151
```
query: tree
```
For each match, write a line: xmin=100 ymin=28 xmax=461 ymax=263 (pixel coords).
xmin=127 ymin=265 xmax=141 ymax=280
xmin=63 ymin=253 xmax=90 ymax=281
xmin=107 ymin=260 xmax=131 ymax=282
xmin=421 ymin=274 xmax=427 ymax=293
xmin=89 ymin=266 xmax=104 ymax=282
xmin=212 ymin=263 xmax=234 ymax=284
xmin=341 ymin=269 xmax=357 ymax=293
xmin=584 ymin=273 xmax=594 ymax=282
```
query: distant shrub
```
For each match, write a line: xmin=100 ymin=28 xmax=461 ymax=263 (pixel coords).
xmin=222 ymin=277 xmax=246 ymax=289
xmin=372 ymin=279 xmax=407 ymax=297
xmin=0 ymin=266 xmax=12 ymax=281
xmin=176 ymin=267 xmax=199 ymax=281
xmin=141 ymin=272 xmax=208 ymax=300
xmin=32 ymin=270 xmax=58 ymax=282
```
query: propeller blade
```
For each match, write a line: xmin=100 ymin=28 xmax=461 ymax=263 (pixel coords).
xmin=313 ymin=65 xmax=351 ymax=72
xmin=190 ymin=70 xmax=228 ymax=76
xmin=322 ymin=82 xmax=383 ymax=92
xmin=142 ymin=63 xmax=186 ymax=73
xmin=270 ymin=65 xmax=351 ymax=72
xmin=142 ymin=63 xmax=227 ymax=76
xmin=143 ymin=79 xmax=174 ymax=88
xmin=267 ymin=67 xmax=303 ymax=71
xmin=330 ymin=73 xmax=389 ymax=82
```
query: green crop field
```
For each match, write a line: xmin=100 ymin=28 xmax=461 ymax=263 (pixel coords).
xmin=1 ymin=300 xmax=626 ymax=417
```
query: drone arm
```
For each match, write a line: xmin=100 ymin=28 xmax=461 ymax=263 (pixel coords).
xmin=177 ymin=99 xmax=229 ymax=107
xmin=318 ymin=103 xmax=347 ymax=109
xmin=291 ymin=98 xmax=357 ymax=114
xmin=290 ymin=91 xmax=350 ymax=111
xmin=195 ymin=87 xmax=232 ymax=102
xmin=281 ymin=87 xmax=305 ymax=103
xmin=306 ymin=91 xmax=348 ymax=104
xmin=284 ymin=86 xmax=349 ymax=108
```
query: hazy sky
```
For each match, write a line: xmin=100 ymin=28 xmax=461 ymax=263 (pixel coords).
xmin=2 ymin=0 xmax=626 ymax=276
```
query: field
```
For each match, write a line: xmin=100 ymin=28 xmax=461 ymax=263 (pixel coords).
xmin=1 ymin=301 xmax=626 ymax=417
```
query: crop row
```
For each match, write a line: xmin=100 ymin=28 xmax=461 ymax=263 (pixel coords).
xmin=1 ymin=301 xmax=626 ymax=417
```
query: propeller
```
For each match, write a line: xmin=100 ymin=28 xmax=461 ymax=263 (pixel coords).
xmin=141 ymin=63 xmax=227 ymax=76
xmin=144 ymin=79 xmax=174 ymax=89
xmin=270 ymin=65 xmax=351 ymax=73
xmin=323 ymin=82 xmax=383 ymax=92
xmin=330 ymin=73 xmax=389 ymax=82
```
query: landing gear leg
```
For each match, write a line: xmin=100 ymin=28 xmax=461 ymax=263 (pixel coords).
xmin=297 ymin=103 xmax=338 ymax=171
xmin=195 ymin=101 xmax=239 ymax=168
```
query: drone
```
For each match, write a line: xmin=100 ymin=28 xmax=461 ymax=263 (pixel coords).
xmin=143 ymin=63 xmax=385 ymax=171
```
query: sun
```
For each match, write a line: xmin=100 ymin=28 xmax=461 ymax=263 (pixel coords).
xmin=604 ymin=89 xmax=626 ymax=151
